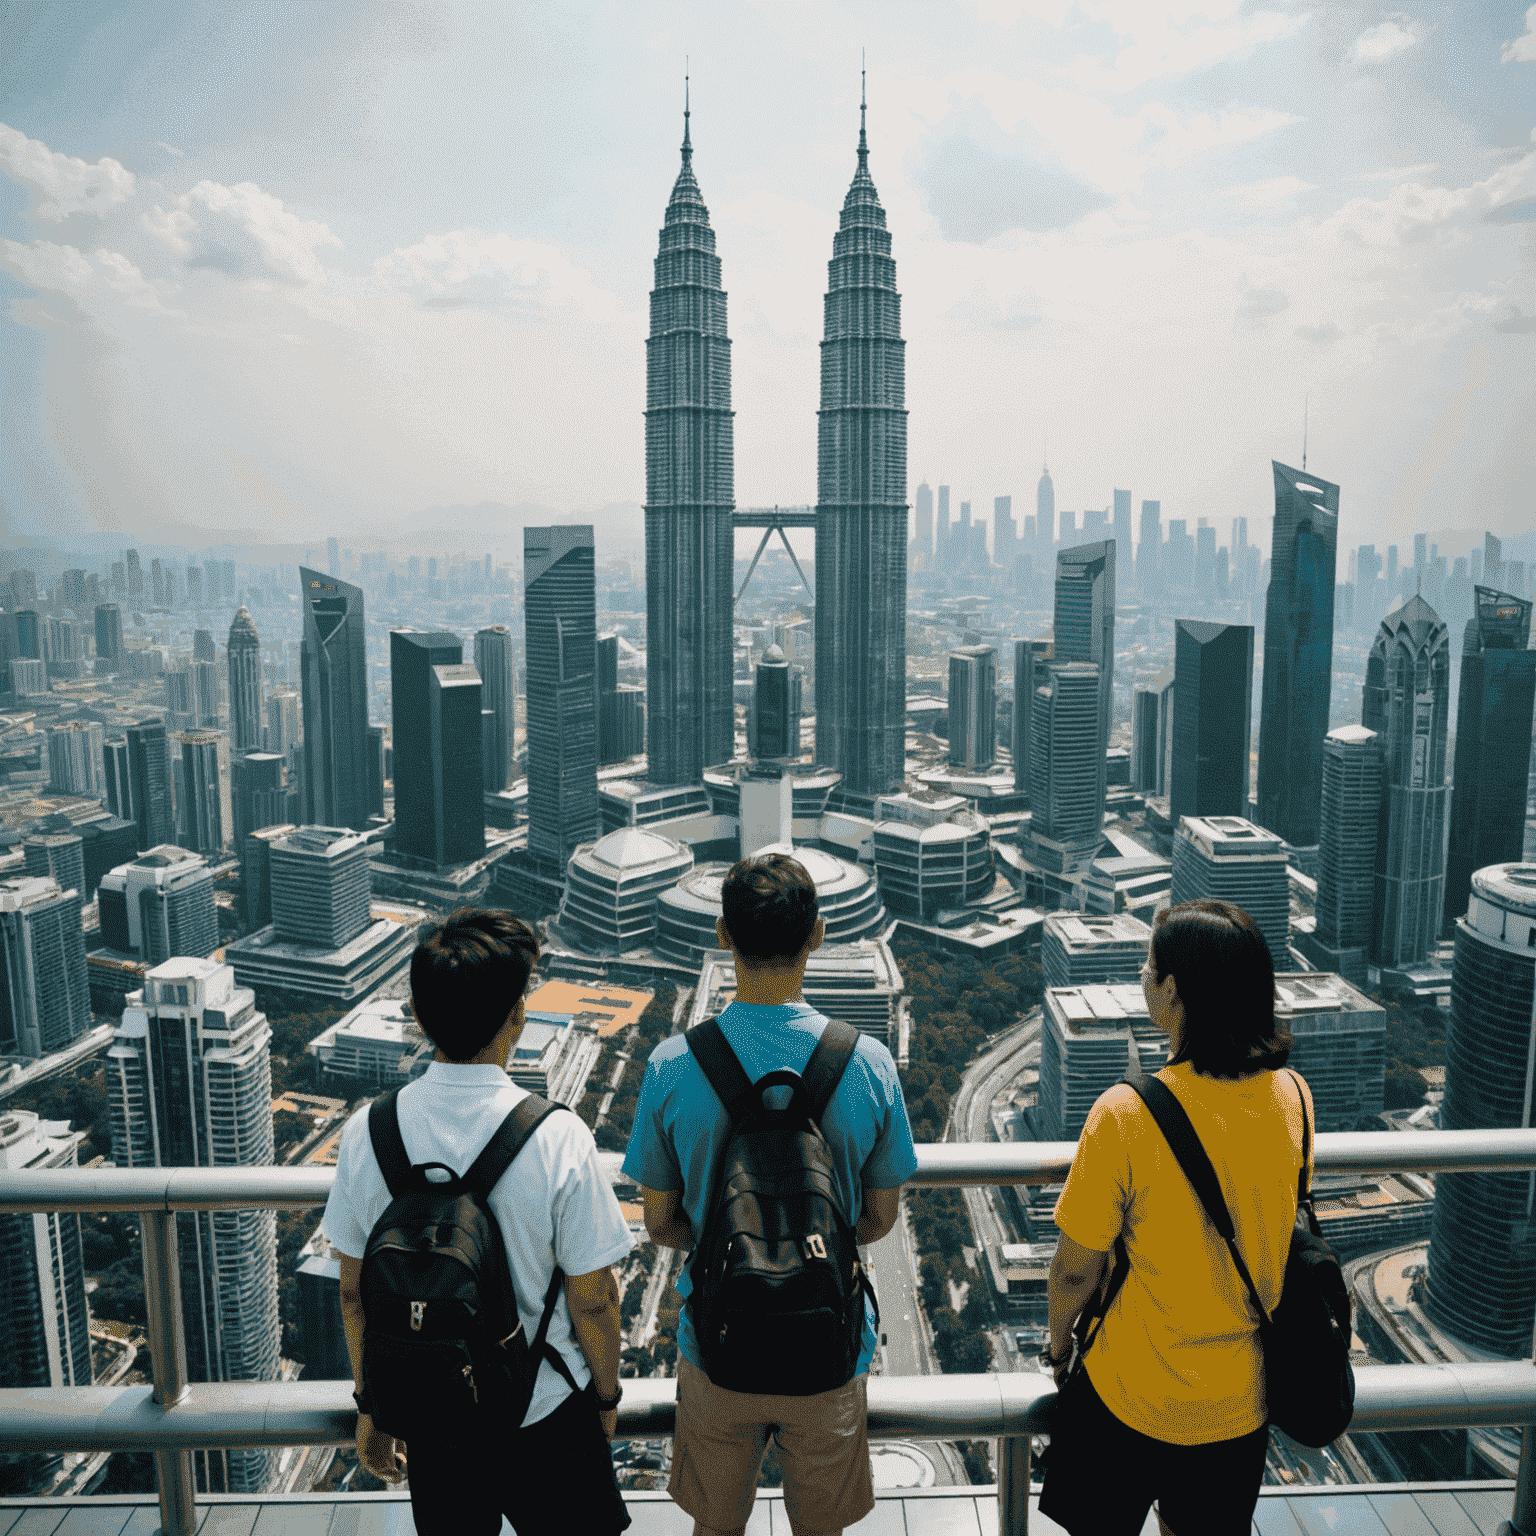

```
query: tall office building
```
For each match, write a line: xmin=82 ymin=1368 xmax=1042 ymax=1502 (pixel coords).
xmin=474 ymin=625 xmax=515 ymax=793
xmin=126 ymin=720 xmax=176 ymax=851
xmin=97 ymin=847 xmax=218 ymax=965
xmin=1298 ymin=725 xmax=1384 ymax=983
xmin=266 ymin=690 xmax=301 ymax=756
xmin=47 ymin=720 xmax=103 ymax=796
xmin=227 ymin=608 xmax=263 ymax=754
xmin=751 ymin=645 xmax=801 ymax=761
xmin=0 ymin=1109 xmax=93 ymax=1391
xmin=126 ymin=548 xmax=143 ymax=600
xmin=1054 ymin=541 xmax=1116 ymax=823
xmin=1036 ymin=465 xmax=1055 ymax=565
xmin=913 ymin=482 xmax=934 ymax=565
xmin=173 ymin=729 xmax=234 ymax=857
xmin=390 ymin=630 xmax=485 ymax=868
xmin=0 ymin=876 xmax=92 ymax=1057
xmin=1363 ymin=595 xmax=1450 ymax=969
xmin=94 ymin=602 xmax=124 ymax=671
xmin=947 ymin=645 xmax=996 ymax=769
xmin=1169 ymin=621 xmax=1254 ymax=823
xmin=242 ymin=824 xmax=296 ymax=932
xmin=232 ymin=753 xmax=288 ymax=852
xmin=1425 ymin=864 xmax=1536 ymax=1356
xmin=23 ymin=833 xmax=85 ymax=902
xmin=597 ymin=635 xmax=646 ymax=766
xmin=814 ymin=90 xmax=908 ymax=800
xmin=79 ymin=817 xmax=137 ymax=902
xmin=366 ymin=724 xmax=386 ymax=820
xmin=937 ymin=485 xmax=950 ymax=566
xmin=994 ymin=496 xmax=1015 ymax=568
xmin=108 ymin=957 xmax=279 ymax=1492
xmin=644 ymin=98 xmax=735 ymax=787
xmin=524 ymin=525 xmax=600 ymax=869
xmin=1029 ymin=661 xmax=1103 ymax=871
xmin=103 ymin=737 xmax=132 ymax=824
xmin=1445 ymin=587 xmax=1536 ymax=928
xmin=1012 ymin=638 xmax=1054 ymax=796
xmin=1112 ymin=490 xmax=1132 ymax=564
xmin=299 ymin=567 xmax=370 ymax=830
xmin=268 ymin=826 xmax=372 ymax=948
xmin=192 ymin=628 xmax=215 ymax=665
xmin=1256 ymin=461 xmax=1340 ymax=848
xmin=1171 ymin=816 xmax=1291 ymax=970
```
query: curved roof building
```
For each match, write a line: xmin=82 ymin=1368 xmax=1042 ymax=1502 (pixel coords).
xmin=559 ymin=827 xmax=694 ymax=955
xmin=873 ymin=812 xmax=993 ymax=919
xmin=656 ymin=846 xmax=887 ymax=967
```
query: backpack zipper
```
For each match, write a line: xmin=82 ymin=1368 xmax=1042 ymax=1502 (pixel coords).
xmin=462 ymin=1363 xmax=478 ymax=1403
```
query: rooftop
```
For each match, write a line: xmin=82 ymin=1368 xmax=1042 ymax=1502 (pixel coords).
xmin=1043 ymin=912 xmax=1151 ymax=949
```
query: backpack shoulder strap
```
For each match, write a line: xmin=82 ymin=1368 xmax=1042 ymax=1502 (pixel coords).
xmin=1286 ymin=1068 xmax=1313 ymax=1201
xmin=798 ymin=1019 xmax=860 ymax=1127
xmin=1123 ymin=1072 xmax=1273 ymax=1331
xmin=685 ymin=1017 xmax=755 ymax=1125
xmin=531 ymin=1267 xmax=581 ymax=1396
xmin=462 ymin=1095 xmax=567 ymax=1200
xmin=367 ymin=1090 xmax=412 ymax=1200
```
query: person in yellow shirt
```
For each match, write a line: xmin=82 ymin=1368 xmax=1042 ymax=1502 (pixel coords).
xmin=1037 ymin=898 xmax=1315 ymax=1536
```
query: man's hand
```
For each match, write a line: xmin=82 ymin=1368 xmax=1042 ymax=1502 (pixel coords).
xmin=356 ymin=1413 xmax=406 ymax=1483
xmin=599 ymin=1407 xmax=618 ymax=1440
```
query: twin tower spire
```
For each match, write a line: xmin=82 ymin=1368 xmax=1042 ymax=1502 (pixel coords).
xmin=642 ymin=77 xmax=908 ymax=799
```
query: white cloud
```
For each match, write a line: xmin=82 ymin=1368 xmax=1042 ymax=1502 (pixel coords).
xmin=1353 ymin=162 xmax=1438 ymax=182
xmin=0 ymin=237 xmax=175 ymax=315
xmin=1349 ymin=16 xmax=1422 ymax=64
xmin=141 ymin=203 xmax=198 ymax=256
xmin=1062 ymin=8 xmax=1308 ymax=95
xmin=156 ymin=141 xmax=185 ymax=158
xmin=1503 ymin=6 xmax=1536 ymax=63
xmin=1223 ymin=175 xmax=1315 ymax=210
xmin=183 ymin=180 xmax=341 ymax=284
xmin=0 ymin=122 xmax=136 ymax=222
xmin=374 ymin=230 xmax=622 ymax=321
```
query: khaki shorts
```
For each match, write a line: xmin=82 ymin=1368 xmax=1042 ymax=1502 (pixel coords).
xmin=669 ymin=1354 xmax=875 ymax=1531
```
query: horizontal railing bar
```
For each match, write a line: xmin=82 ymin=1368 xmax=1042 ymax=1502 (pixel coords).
xmin=3 ymin=1130 xmax=1532 ymax=1214
xmin=4 ymin=1364 xmax=1536 ymax=1451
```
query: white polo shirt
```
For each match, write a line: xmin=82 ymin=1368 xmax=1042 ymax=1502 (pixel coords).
xmin=322 ymin=1061 xmax=635 ymax=1427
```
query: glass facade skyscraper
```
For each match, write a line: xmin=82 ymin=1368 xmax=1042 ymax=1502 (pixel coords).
xmin=126 ymin=719 xmax=176 ymax=851
xmin=299 ymin=567 xmax=370 ymax=831
xmin=947 ymin=645 xmax=996 ymax=770
xmin=1169 ymin=620 xmax=1254 ymax=823
xmin=227 ymin=607 xmax=263 ymax=755
xmin=1053 ymin=540 xmax=1116 ymax=824
xmin=474 ymin=624 xmax=516 ymax=794
xmin=1256 ymin=460 xmax=1339 ymax=848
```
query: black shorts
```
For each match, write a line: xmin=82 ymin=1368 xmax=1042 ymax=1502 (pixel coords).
xmin=1038 ymin=1367 xmax=1268 ymax=1536
xmin=404 ymin=1383 xmax=631 ymax=1536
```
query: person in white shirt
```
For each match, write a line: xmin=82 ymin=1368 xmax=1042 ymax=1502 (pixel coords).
xmin=322 ymin=909 xmax=635 ymax=1536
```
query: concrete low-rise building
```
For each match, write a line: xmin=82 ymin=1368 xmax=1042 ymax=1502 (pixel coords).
xmin=1037 ymin=983 xmax=1172 ymax=1142
xmin=873 ymin=811 xmax=993 ymax=919
xmin=1042 ymin=912 xmax=1151 ymax=989
xmin=307 ymin=996 xmax=432 ymax=1089
xmin=558 ymin=828 xmax=694 ymax=955
xmin=1274 ymin=971 xmax=1387 ymax=1133
xmin=226 ymin=905 xmax=422 ymax=1004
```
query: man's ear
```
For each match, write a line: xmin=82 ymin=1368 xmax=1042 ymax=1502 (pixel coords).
xmin=805 ymin=915 xmax=826 ymax=956
xmin=715 ymin=915 xmax=733 ymax=951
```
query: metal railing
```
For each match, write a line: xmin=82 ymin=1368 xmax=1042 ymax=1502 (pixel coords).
xmin=5 ymin=1131 xmax=1536 ymax=1536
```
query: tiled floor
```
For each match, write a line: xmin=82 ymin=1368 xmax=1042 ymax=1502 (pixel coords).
xmin=0 ymin=1483 xmax=1519 ymax=1535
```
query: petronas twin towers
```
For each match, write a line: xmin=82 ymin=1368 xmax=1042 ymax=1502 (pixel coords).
xmin=644 ymin=88 xmax=908 ymax=798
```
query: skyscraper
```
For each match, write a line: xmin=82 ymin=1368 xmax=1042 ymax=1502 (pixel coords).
xmin=227 ymin=607 xmax=263 ymax=755
xmin=937 ymin=484 xmax=951 ymax=568
xmin=1425 ymin=864 xmax=1536 ymax=1356
xmin=1256 ymin=461 xmax=1340 ymax=849
xmin=23 ymin=833 xmax=85 ymax=901
xmin=1298 ymin=725 xmax=1384 ymax=983
xmin=947 ymin=645 xmax=996 ymax=769
xmin=1112 ymin=489 xmax=1132 ymax=563
xmin=242 ymin=824 xmax=296 ymax=932
xmin=97 ymin=847 xmax=218 ymax=964
xmin=913 ymin=482 xmax=933 ymax=565
xmin=0 ymin=875 xmax=92 ymax=1057
xmin=231 ymin=752 xmax=288 ymax=852
xmin=94 ymin=602 xmax=124 ymax=671
xmin=299 ymin=567 xmax=370 ymax=830
xmin=47 ymin=720 xmax=103 ymax=796
xmin=1036 ymin=465 xmax=1055 ymax=565
xmin=644 ymin=94 xmax=735 ymax=787
xmin=103 ymin=736 xmax=133 ymax=823
xmin=1445 ymin=586 xmax=1536 ymax=928
xmin=1012 ymin=637 xmax=1053 ymax=796
xmin=814 ymin=87 xmax=908 ymax=800
xmin=1169 ymin=621 xmax=1254 ymax=823
xmin=173 ymin=729 xmax=234 ymax=857
xmin=994 ymin=496 xmax=1015 ymax=569
xmin=1054 ymin=541 xmax=1116 ymax=824
xmin=108 ymin=957 xmax=280 ymax=1492
xmin=524 ymin=525 xmax=599 ymax=869
xmin=1171 ymin=816 xmax=1291 ymax=970
xmin=751 ymin=644 xmax=801 ymax=761
xmin=390 ymin=630 xmax=485 ymax=868
xmin=597 ymin=635 xmax=646 ymax=766
xmin=1028 ymin=661 xmax=1103 ymax=871
xmin=474 ymin=625 xmax=515 ymax=793
xmin=268 ymin=826 xmax=372 ymax=949
xmin=1130 ymin=688 xmax=1160 ymax=794
xmin=126 ymin=548 xmax=143 ymax=600
xmin=1364 ymin=595 xmax=1450 ymax=970
xmin=266 ymin=689 xmax=300 ymax=756
xmin=126 ymin=719 xmax=176 ymax=851
xmin=0 ymin=1109 xmax=93 ymax=1391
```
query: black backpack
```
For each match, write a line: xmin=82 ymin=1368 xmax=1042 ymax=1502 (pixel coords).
xmin=685 ymin=1016 xmax=878 ymax=1396
xmin=1071 ymin=1068 xmax=1354 ymax=1448
xmin=357 ymin=1089 xmax=578 ymax=1443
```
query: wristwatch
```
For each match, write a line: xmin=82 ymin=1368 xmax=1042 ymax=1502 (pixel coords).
xmin=594 ymin=1384 xmax=623 ymax=1411
xmin=1038 ymin=1344 xmax=1071 ymax=1370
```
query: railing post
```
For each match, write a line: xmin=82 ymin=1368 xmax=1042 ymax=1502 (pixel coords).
xmin=140 ymin=1209 xmax=197 ymax=1536
xmin=998 ymin=1435 xmax=1030 ymax=1536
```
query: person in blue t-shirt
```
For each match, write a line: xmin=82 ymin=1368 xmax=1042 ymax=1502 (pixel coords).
xmin=623 ymin=852 xmax=918 ymax=1536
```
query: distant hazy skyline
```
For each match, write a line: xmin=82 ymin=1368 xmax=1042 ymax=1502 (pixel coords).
xmin=1 ymin=1 xmax=1532 ymax=564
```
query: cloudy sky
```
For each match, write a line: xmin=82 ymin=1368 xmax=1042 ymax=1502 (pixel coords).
xmin=1 ymin=0 xmax=1533 ymax=565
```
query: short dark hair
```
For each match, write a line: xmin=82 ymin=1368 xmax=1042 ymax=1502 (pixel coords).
xmin=1151 ymin=899 xmax=1292 ymax=1079
xmin=410 ymin=908 xmax=539 ymax=1061
xmin=720 ymin=853 xmax=819 ymax=962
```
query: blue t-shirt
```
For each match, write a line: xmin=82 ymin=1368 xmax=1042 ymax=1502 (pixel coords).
xmin=622 ymin=1000 xmax=918 ymax=1375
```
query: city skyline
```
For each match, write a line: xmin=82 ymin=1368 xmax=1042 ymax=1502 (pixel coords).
xmin=1 ymin=4 xmax=1532 ymax=556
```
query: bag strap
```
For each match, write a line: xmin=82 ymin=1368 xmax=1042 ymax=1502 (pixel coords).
xmin=367 ymin=1091 xmax=412 ymax=1200
xmin=531 ymin=1265 xmax=580 ymax=1395
xmin=462 ymin=1094 xmax=566 ymax=1200
xmin=1070 ymin=1233 xmax=1130 ymax=1365
xmin=1123 ymin=1072 xmax=1274 ymax=1333
xmin=685 ymin=1017 xmax=756 ymax=1125
xmin=798 ymin=1019 xmax=860 ymax=1127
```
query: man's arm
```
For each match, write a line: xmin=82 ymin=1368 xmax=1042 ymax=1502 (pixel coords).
xmin=337 ymin=1253 xmax=405 ymax=1483
xmin=856 ymin=1184 xmax=901 ymax=1244
xmin=641 ymin=1185 xmax=694 ymax=1251
xmin=566 ymin=1266 xmax=623 ymax=1438
xmin=1046 ymin=1232 xmax=1111 ymax=1366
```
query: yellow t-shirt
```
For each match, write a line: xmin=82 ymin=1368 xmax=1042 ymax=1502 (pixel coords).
xmin=1052 ymin=1061 xmax=1316 ymax=1445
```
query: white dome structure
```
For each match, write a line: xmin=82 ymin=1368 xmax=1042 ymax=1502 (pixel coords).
xmin=559 ymin=828 xmax=694 ymax=955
